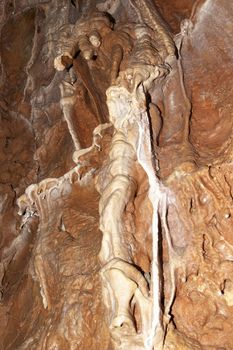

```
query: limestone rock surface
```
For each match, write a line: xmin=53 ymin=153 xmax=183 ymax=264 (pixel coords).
xmin=0 ymin=1 xmax=233 ymax=349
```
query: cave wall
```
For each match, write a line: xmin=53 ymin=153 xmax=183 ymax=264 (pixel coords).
xmin=0 ymin=0 xmax=233 ymax=349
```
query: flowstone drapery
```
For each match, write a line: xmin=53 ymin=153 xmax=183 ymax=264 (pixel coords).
xmin=17 ymin=2 xmax=178 ymax=349
xmin=52 ymin=2 xmax=180 ymax=348
xmin=2 ymin=0 xmax=232 ymax=349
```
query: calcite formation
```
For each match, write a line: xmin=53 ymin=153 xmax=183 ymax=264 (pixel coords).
xmin=0 ymin=0 xmax=233 ymax=349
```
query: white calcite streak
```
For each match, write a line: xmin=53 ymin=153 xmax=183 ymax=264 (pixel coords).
xmin=136 ymin=108 xmax=164 ymax=350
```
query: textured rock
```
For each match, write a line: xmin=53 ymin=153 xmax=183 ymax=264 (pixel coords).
xmin=0 ymin=0 xmax=233 ymax=349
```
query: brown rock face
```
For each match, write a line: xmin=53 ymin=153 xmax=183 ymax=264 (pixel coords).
xmin=0 ymin=0 xmax=233 ymax=349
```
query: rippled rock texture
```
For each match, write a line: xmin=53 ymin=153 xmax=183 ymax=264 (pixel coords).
xmin=0 ymin=0 xmax=233 ymax=349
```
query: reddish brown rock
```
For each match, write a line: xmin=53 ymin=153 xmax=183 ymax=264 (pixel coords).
xmin=0 ymin=0 xmax=233 ymax=349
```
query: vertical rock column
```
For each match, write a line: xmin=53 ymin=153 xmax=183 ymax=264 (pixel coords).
xmin=98 ymin=74 xmax=165 ymax=349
